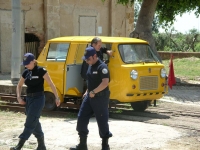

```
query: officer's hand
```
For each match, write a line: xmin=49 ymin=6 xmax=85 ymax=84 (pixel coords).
xmin=89 ymin=92 xmax=95 ymax=98
xmin=55 ymin=98 xmax=60 ymax=107
xmin=17 ymin=97 xmax=26 ymax=105
xmin=107 ymin=50 xmax=114 ymax=57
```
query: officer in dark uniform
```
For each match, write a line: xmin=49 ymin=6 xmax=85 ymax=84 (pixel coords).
xmin=70 ymin=47 xmax=112 ymax=150
xmin=10 ymin=53 xmax=60 ymax=150
xmin=80 ymin=37 xmax=113 ymax=93
xmin=91 ymin=37 xmax=113 ymax=61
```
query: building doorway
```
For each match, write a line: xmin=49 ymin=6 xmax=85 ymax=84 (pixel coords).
xmin=25 ymin=33 xmax=40 ymax=58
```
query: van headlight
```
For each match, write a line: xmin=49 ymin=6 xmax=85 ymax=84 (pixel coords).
xmin=160 ymin=68 xmax=166 ymax=78
xmin=130 ymin=70 xmax=138 ymax=80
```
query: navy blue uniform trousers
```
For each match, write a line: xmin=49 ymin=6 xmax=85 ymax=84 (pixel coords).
xmin=76 ymin=91 xmax=112 ymax=138
xmin=19 ymin=95 xmax=45 ymax=140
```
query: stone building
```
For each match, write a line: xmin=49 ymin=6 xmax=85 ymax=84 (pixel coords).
xmin=0 ymin=0 xmax=134 ymax=73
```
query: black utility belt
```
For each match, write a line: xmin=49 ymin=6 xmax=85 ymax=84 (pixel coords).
xmin=26 ymin=91 xmax=44 ymax=97
xmin=94 ymin=90 xmax=108 ymax=96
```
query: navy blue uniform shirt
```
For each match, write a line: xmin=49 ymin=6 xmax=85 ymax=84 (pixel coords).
xmin=87 ymin=59 xmax=110 ymax=92
xmin=22 ymin=65 xmax=47 ymax=93
xmin=96 ymin=47 xmax=108 ymax=60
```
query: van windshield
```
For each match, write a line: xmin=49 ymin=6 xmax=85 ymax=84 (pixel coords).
xmin=118 ymin=44 xmax=159 ymax=63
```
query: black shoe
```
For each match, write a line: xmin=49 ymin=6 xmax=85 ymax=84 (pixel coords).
xmin=36 ymin=136 xmax=46 ymax=150
xmin=70 ymin=144 xmax=88 ymax=150
xmin=70 ymin=136 xmax=88 ymax=150
xmin=10 ymin=139 xmax=26 ymax=150
xmin=102 ymin=138 xmax=110 ymax=150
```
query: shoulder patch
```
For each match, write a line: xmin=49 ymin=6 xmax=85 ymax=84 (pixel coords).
xmin=102 ymin=68 xmax=108 ymax=74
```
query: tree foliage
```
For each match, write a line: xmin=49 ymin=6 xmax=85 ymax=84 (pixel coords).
xmin=154 ymin=29 xmax=200 ymax=52
xmin=101 ymin=0 xmax=200 ymax=61
xmin=103 ymin=0 xmax=200 ymax=25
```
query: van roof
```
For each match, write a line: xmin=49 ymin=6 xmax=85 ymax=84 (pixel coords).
xmin=48 ymin=36 xmax=149 ymax=44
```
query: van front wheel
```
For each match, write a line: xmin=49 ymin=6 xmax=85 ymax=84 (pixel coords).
xmin=44 ymin=91 xmax=56 ymax=111
xmin=130 ymin=101 xmax=149 ymax=111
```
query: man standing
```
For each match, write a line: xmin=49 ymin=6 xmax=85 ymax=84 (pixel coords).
xmin=80 ymin=37 xmax=112 ymax=80
xmin=70 ymin=47 xmax=112 ymax=150
xmin=91 ymin=37 xmax=113 ymax=60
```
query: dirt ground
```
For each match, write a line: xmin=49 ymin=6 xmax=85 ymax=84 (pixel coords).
xmin=0 ymin=100 xmax=200 ymax=150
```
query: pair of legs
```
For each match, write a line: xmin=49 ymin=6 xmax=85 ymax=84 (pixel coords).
xmin=19 ymin=95 xmax=45 ymax=140
xmin=10 ymin=95 xmax=46 ymax=150
xmin=77 ymin=91 xmax=112 ymax=138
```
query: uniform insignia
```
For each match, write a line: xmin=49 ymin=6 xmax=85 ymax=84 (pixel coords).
xmin=23 ymin=56 xmax=27 ymax=60
xmin=93 ymin=71 xmax=98 ymax=74
xmin=102 ymin=68 xmax=108 ymax=74
xmin=32 ymin=76 xmax=39 ymax=79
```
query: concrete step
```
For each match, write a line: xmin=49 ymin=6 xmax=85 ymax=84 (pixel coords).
xmin=0 ymin=80 xmax=26 ymax=95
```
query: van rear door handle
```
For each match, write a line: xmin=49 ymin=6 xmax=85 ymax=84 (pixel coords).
xmin=67 ymin=67 xmax=69 ymax=71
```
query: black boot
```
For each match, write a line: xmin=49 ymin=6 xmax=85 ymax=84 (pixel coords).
xmin=10 ymin=139 xmax=26 ymax=150
xmin=36 ymin=136 xmax=46 ymax=150
xmin=70 ymin=136 xmax=88 ymax=150
xmin=102 ymin=138 xmax=110 ymax=150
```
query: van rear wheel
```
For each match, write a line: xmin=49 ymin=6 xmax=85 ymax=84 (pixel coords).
xmin=130 ymin=101 xmax=149 ymax=111
xmin=44 ymin=91 xmax=56 ymax=111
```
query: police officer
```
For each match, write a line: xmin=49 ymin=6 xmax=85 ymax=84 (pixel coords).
xmin=10 ymin=53 xmax=60 ymax=150
xmin=81 ymin=37 xmax=113 ymax=80
xmin=70 ymin=47 xmax=112 ymax=150
xmin=91 ymin=37 xmax=113 ymax=61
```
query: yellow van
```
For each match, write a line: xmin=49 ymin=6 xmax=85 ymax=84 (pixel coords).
xmin=37 ymin=36 xmax=168 ymax=111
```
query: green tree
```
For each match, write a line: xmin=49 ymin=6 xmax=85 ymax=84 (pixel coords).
xmin=102 ymin=0 xmax=200 ymax=61
xmin=154 ymin=28 xmax=200 ymax=52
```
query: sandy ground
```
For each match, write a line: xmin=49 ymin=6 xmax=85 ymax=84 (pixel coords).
xmin=0 ymin=109 xmax=181 ymax=150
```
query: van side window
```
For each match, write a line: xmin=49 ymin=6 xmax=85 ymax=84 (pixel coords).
xmin=74 ymin=44 xmax=87 ymax=64
xmin=46 ymin=43 xmax=70 ymax=62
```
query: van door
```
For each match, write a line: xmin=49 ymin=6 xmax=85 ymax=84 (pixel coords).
xmin=45 ymin=43 xmax=70 ymax=95
xmin=65 ymin=43 xmax=87 ymax=96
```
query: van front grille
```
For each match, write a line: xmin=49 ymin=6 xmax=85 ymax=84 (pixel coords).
xmin=140 ymin=76 xmax=158 ymax=90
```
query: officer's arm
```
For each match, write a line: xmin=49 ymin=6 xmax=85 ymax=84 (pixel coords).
xmin=93 ymin=78 xmax=109 ymax=93
xmin=16 ymin=77 xmax=26 ymax=105
xmin=43 ymin=72 xmax=60 ymax=106
xmin=102 ymin=47 xmax=113 ymax=57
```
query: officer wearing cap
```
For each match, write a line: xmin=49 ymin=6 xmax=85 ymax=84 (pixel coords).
xmin=10 ymin=53 xmax=60 ymax=150
xmin=70 ymin=47 xmax=112 ymax=150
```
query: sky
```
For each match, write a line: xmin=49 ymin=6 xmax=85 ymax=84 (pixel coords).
xmin=173 ymin=11 xmax=200 ymax=33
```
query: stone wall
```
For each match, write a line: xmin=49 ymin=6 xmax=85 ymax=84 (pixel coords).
xmin=0 ymin=0 xmax=44 ymax=73
xmin=158 ymin=51 xmax=200 ymax=60
xmin=0 ymin=0 xmax=134 ymax=73
xmin=45 ymin=0 xmax=134 ymax=39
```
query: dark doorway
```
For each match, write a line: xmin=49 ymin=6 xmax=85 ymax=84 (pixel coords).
xmin=25 ymin=33 xmax=40 ymax=58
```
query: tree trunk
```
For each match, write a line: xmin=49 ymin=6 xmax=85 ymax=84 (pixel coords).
xmin=190 ymin=34 xmax=199 ymax=52
xmin=130 ymin=0 xmax=162 ymax=62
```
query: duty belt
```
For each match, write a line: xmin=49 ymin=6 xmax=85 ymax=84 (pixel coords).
xmin=26 ymin=91 xmax=44 ymax=97
xmin=95 ymin=90 xmax=108 ymax=96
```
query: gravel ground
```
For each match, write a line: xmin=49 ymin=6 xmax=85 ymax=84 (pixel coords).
xmin=1 ymin=74 xmax=200 ymax=150
xmin=0 ymin=109 xmax=181 ymax=150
